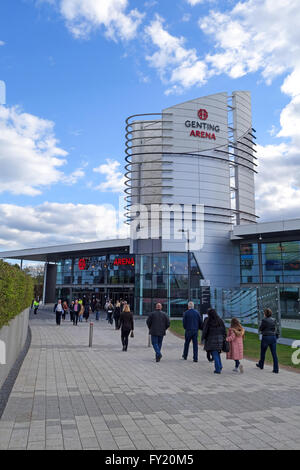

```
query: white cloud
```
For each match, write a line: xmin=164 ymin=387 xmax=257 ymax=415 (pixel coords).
xmin=145 ymin=15 xmax=207 ymax=94
xmin=0 ymin=41 xmax=5 ymax=46
xmin=186 ymin=0 xmax=205 ymax=4
xmin=0 ymin=105 xmax=68 ymax=196
xmin=200 ymin=0 xmax=300 ymax=83
xmin=48 ymin=0 xmax=144 ymax=41
xmin=93 ymin=159 xmax=125 ymax=192
xmin=195 ymin=0 xmax=300 ymax=222
xmin=0 ymin=202 xmax=129 ymax=251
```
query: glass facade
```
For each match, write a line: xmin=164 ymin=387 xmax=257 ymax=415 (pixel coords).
xmin=240 ymin=241 xmax=300 ymax=284
xmin=135 ymin=252 xmax=203 ymax=317
xmin=55 ymin=254 xmax=135 ymax=307
xmin=56 ymin=254 xmax=135 ymax=287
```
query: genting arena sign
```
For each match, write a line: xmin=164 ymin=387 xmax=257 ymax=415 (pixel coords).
xmin=78 ymin=257 xmax=135 ymax=270
xmin=185 ymin=109 xmax=220 ymax=141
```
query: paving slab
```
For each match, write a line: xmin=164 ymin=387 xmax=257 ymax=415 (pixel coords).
xmin=0 ymin=310 xmax=299 ymax=450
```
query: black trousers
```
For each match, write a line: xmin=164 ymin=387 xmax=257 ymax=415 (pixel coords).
xmin=56 ymin=313 xmax=62 ymax=325
xmin=121 ymin=329 xmax=131 ymax=350
xmin=73 ymin=313 xmax=79 ymax=325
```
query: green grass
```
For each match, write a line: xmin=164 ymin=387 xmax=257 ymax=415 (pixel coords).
xmin=240 ymin=323 xmax=300 ymax=340
xmin=170 ymin=320 xmax=300 ymax=370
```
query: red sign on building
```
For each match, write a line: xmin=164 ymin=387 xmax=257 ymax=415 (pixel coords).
xmin=78 ymin=258 xmax=86 ymax=270
xmin=197 ymin=109 xmax=208 ymax=120
xmin=113 ymin=257 xmax=135 ymax=266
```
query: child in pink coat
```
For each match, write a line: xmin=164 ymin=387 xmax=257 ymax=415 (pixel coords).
xmin=226 ymin=318 xmax=245 ymax=373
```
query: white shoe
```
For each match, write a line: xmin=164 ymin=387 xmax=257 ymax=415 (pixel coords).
xmin=232 ymin=368 xmax=239 ymax=372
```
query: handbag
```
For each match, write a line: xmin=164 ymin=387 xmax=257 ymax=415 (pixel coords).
xmin=222 ymin=337 xmax=230 ymax=353
xmin=130 ymin=330 xmax=134 ymax=338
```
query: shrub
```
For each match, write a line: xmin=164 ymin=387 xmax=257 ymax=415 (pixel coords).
xmin=0 ymin=260 xmax=34 ymax=329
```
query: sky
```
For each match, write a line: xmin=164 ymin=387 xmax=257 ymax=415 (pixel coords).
xmin=0 ymin=0 xmax=300 ymax=252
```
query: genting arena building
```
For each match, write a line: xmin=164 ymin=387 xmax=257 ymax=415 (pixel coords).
xmin=2 ymin=92 xmax=300 ymax=321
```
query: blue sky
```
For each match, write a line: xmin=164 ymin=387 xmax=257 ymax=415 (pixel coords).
xmin=0 ymin=0 xmax=300 ymax=250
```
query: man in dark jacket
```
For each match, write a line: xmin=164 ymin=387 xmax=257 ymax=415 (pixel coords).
xmin=147 ymin=303 xmax=170 ymax=362
xmin=182 ymin=302 xmax=203 ymax=362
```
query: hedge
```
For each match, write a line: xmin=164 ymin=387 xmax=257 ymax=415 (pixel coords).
xmin=0 ymin=260 xmax=34 ymax=329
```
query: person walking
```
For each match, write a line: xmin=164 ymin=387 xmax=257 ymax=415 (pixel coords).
xmin=94 ymin=298 xmax=101 ymax=321
xmin=33 ymin=299 xmax=39 ymax=315
xmin=114 ymin=301 xmax=121 ymax=330
xmin=62 ymin=301 xmax=69 ymax=321
xmin=226 ymin=317 xmax=245 ymax=373
xmin=69 ymin=301 xmax=75 ymax=323
xmin=120 ymin=304 xmax=134 ymax=351
xmin=83 ymin=302 xmax=91 ymax=322
xmin=54 ymin=299 xmax=63 ymax=326
xmin=107 ymin=302 xmax=114 ymax=325
xmin=256 ymin=308 xmax=280 ymax=374
xmin=201 ymin=308 xmax=226 ymax=374
xmin=79 ymin=302 xmax=84 ymax=322
xmin=146 ymin=303 xmax=170 ymax=362
xmin=73 ymin=299 xmax=80 ymax=326
xmin=182 ymin=302 xmax=203 ymax=362
xmin=104 ymin=300 xmax=109 ymax=320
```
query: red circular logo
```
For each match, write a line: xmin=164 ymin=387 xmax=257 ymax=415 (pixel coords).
xmin=198 ymin=109 xmax=208 ymax=120
xmin=78 ymin=258 xmax=86 ymax=270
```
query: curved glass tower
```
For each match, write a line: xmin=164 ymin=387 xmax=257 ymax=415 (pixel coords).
xmin=125 ymin=92 xmax=258 ymax=315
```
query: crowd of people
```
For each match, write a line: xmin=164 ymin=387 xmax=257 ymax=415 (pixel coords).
xmin=53 ymin=297 xmax=134 ymax=352
xmin=51 ymin=297 xmax=280 ymax=374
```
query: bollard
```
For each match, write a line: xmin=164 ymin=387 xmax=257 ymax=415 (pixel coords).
xmin=89 ymin=322 xmax=94 ymax=348
xmin=148 ymin=334 xmax=151 ymax=347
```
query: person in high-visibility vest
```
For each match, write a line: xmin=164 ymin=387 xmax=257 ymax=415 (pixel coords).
xmin=33 ymin=300 xmax=39 ymax=315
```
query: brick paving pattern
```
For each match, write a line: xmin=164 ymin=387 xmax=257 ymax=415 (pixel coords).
xmin=0 ymin=311 xmax=300 ymax=450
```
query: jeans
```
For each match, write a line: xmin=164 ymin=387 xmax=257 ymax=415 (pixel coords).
xmin=259 ymin=335 xmax=279 ymax=373
xmin=235 ymin=360 xmax=240 ymax=368
xmin=121 ymin=329 xmax=131 ymax=350
xmin=79 ymin=315 xmax=83 ymax=322
xmin=73 ymin=313 xmax=79 ymax=325
xmin=211 ymin=350 xmax=223 ymax=373
xmin=183 ymin=329 xmax=199 ymax=361
xmin=151 ymin=335 xmax=163 ymax=358
xmin=95 ymin=311 xmax=100 ymax=321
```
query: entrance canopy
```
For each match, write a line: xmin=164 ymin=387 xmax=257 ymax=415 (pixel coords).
xmin=0 ymin=238 xmax=131 ymax=262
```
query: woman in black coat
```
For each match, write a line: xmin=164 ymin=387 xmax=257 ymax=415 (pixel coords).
xmin=83 ymin=302 xmax=91 ymax=322
xmin=201 ymin=308 xmax=226 ymax=374
xmin=120 ymin=304 xmax=134 ymax=351
xmin=113 ymin=301 xmax=121 ymax=330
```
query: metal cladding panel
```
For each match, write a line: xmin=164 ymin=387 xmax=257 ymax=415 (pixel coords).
xmin=163 ymin=93 xmax=228 ymax=153
xmin=161 ymin=94 xmax=230 ymax=218
xmin=232 ymin=91 xmax=256 ymax=224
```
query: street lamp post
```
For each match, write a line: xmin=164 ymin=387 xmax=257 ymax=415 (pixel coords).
xmin=179 ymin=229 xmax=191 ymax=303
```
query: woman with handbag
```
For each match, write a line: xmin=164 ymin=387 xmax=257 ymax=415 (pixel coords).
xmin=120 ymin=304 xmax=134 ymax=351
xmin=201 ymin=308 xmax=226 ymax=374
xmin=226 ymin=318 xmax=245 ymax=373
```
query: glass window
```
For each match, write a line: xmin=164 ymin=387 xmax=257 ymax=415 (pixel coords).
xmin=169 ymin=253 xmax=188 ymax=274
xmin=240 ymin=243 xmax=259 ymax=283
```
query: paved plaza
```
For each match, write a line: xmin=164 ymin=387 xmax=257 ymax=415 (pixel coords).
xmin=0 ymin=310 xmax=300 ymax=450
